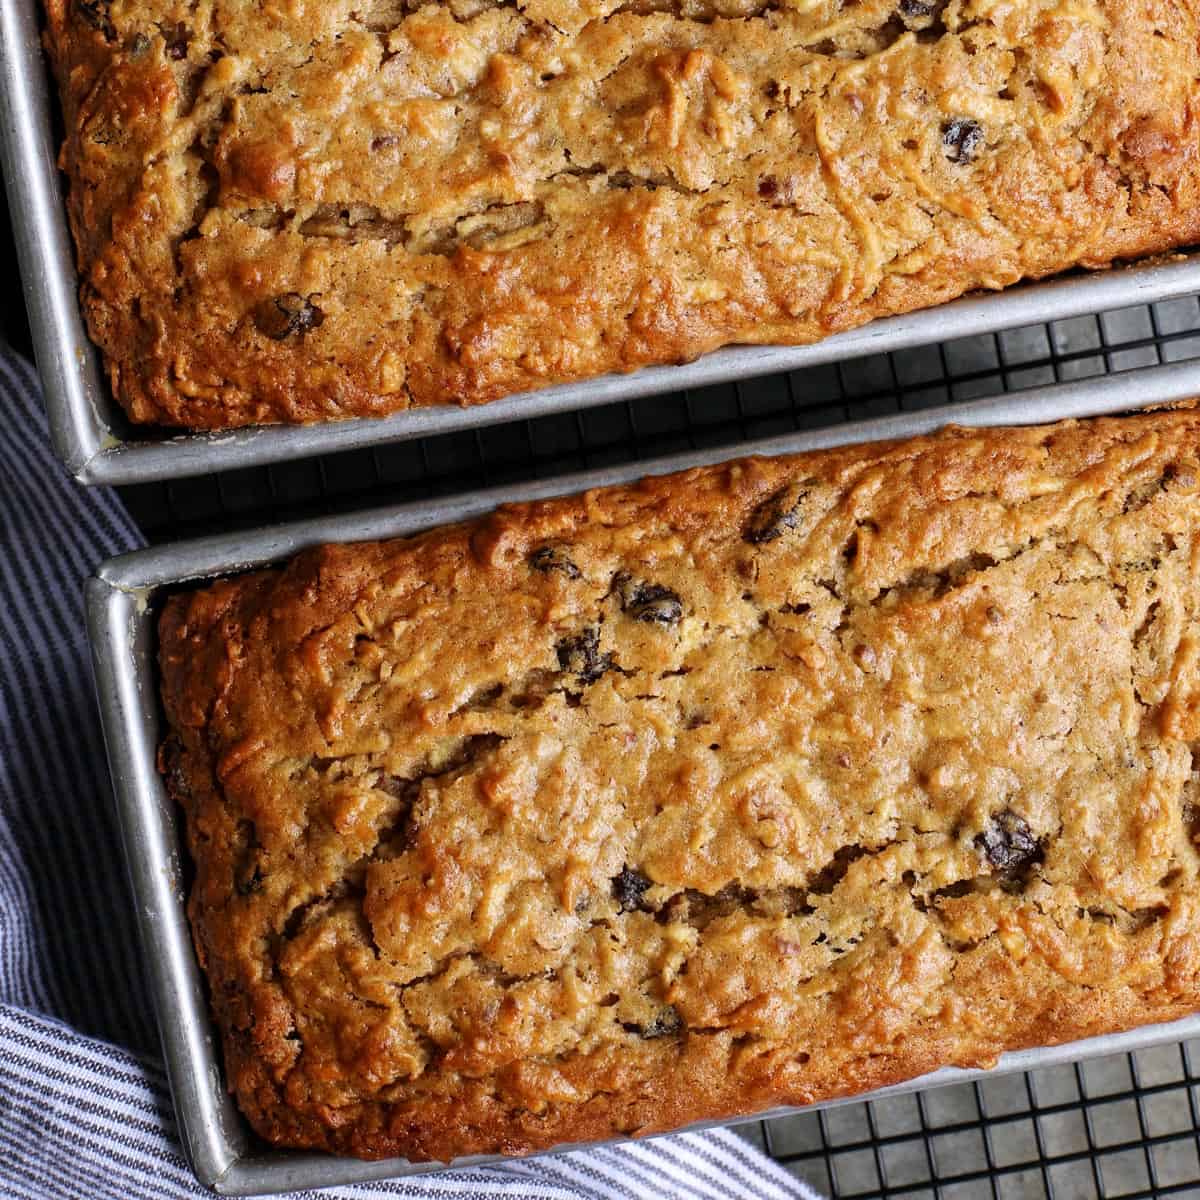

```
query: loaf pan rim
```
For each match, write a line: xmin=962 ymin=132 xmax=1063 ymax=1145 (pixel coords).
xmin=9 ymin=0 xmax=1200 ymax=483
xmin=86 ymin=370 xmax=1200 ymax=1193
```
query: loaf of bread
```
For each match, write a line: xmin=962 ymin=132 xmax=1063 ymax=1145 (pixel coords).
xmin=159 ymin=411 xmax=1200 ymax=1161
xmin=45 ymin=0 xmax=1200 ymax=429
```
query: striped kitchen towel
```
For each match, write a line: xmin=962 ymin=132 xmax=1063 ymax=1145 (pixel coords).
xmin=0 ymin=346 xmax=820 ymax=1200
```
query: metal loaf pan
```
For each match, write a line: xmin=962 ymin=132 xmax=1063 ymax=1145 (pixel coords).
xmin=87 ymin=364 xmax=1200 ymax=1195
xmin=9 ymin=5 xmax=1200 ymax=485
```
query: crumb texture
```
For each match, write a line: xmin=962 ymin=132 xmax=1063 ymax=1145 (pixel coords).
xmin=160 ymin=412 xmax=1200 ymax=1161
xmin=44 ymin=0 xmax=1200 ymax=428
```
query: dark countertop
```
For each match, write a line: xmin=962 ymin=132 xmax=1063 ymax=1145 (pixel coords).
xmin=1 ymin=185 xmax=32 ymax=356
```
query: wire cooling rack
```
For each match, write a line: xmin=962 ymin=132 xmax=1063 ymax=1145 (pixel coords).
xmin=102 ymin=294 xmax=1200 ymax=1200
xmin=114 ymin=296 xmax=1200 ymax=543
xmin=737 ymin=1042 xmax=1200 ymax=1198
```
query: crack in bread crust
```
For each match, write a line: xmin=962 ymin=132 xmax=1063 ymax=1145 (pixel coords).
xmin=44 ymin=0 xmax=1200 ymax=428
xmin=159 ymin=412 xmax=1200 ymax=1162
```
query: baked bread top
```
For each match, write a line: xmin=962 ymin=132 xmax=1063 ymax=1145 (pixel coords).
xmin=160 ymin=412 xmax=1200 ymax=1161
xmin=46 ymin=0 xmax=1200 ymax=428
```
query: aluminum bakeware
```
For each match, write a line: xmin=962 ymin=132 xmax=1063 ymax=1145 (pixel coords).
xmin=87 ymin=362 xmax=1200 ymax=1194
xmin=9 ymin=6 xmax=1200 ymax=485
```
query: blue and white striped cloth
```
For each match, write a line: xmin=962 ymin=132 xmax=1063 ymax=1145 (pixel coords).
xmin=0 ymin=347 xmax=820 ymax=1200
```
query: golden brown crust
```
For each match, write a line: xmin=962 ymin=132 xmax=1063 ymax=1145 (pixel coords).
xmin=160 ymin=411 xmax=1200 ymax=1161
xmin=44 ymin=0 xmax=1200 ymax=429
